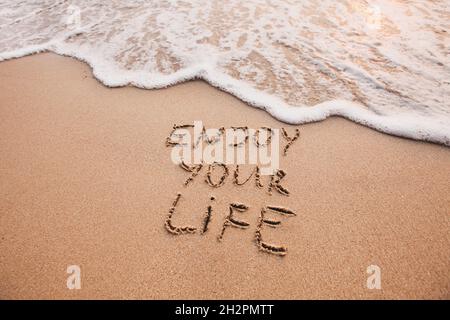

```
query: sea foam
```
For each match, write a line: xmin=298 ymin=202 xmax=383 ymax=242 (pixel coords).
xmin=0 ymin=0 xmax=449 ymax=145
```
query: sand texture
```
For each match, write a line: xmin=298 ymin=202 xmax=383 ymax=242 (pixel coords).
xmin=0 ymin=53 xmax=449 ymax=299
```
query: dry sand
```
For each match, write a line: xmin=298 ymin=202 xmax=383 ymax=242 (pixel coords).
xmin=0 ymin=53 xmax=449 ymax=299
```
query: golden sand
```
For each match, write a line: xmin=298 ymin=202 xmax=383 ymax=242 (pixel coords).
xmin=0 ymin=53 xmax=449 ymax=299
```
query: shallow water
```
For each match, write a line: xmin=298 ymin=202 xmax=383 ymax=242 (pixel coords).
xmin=0 ymin=0 xmax=449 ymax=145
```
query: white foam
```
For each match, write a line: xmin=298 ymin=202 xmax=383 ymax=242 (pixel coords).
xmin=1 ymin=0 xmax=449 ymax=145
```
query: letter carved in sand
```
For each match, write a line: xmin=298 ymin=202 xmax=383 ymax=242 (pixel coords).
xmin=164 ymin=123 xmax=300 ymax=256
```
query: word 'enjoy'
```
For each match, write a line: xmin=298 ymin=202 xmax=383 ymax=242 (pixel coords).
xmin=166 ymin=121 xmax=300 ymax=175
xmin=166 ymin=122 xmax=299 ymax=156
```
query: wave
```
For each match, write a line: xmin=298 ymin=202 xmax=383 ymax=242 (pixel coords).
xmin=0 ymin=0 xmax=449 ymax=146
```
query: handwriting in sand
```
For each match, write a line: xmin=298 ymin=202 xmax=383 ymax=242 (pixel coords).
xmin=164 ymin=124 xmax=300 ymax=256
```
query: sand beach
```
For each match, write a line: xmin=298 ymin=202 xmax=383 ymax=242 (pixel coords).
xmin=0 ymin=53 xmax=449 ymax=299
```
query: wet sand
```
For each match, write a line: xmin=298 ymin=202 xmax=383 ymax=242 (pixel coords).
xmin=0 ymin=53 xmax=449 ymax=299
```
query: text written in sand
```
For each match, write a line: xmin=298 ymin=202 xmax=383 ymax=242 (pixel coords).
xmin=164 ymin=123 xmax=300 ymax=256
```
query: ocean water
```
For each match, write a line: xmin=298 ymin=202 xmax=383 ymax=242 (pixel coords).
xmin=0 ymin=0 xmax=449 ymax=145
